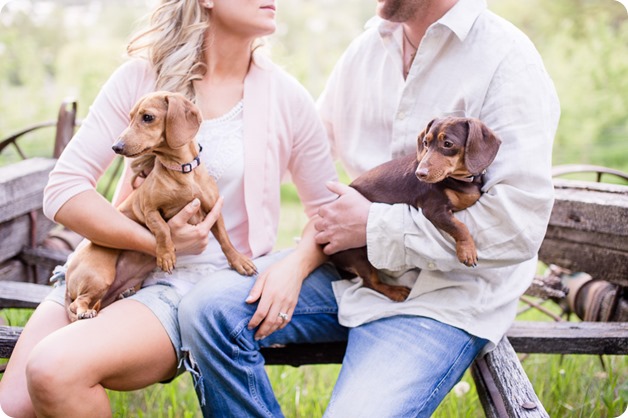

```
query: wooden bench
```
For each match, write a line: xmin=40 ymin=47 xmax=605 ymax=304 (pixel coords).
xmin=1 ymin=103 xmax=627 ymax=417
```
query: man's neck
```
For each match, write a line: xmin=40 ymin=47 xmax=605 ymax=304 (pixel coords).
xmin=403 ymin=0 xmax=459 ymax=48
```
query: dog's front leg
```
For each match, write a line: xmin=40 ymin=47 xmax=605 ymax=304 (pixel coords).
xmin=209 ymin=216 xmax=257 ymax=275
xmin=197 ymin=174 xmax=256 ymax=275
xmin=422 ymin=204 xmax=478 ymax=267
xmin=145 ymin=210 xmax=176 ymax=273
xmin=445 ymin=218 xmax=477 ymax=267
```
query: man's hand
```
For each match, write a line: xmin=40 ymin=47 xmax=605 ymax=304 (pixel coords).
xmin=314 ymin=181 xmax=371 ymax=255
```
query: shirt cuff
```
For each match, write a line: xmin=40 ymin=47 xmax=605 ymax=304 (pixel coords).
xmin=366 ymin=203 xmax=411 ymax=271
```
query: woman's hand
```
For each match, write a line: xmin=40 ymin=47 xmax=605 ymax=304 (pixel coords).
xmin=245 ymin=218 xmax=326 ymax=340
xmin=245 ymin=255 xmax=305 ymax=341
xmin=168 ymin=197 xmax=223 ymax=256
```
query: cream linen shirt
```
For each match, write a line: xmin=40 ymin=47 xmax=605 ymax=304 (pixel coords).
xmin=317 ymin=0 xmax=560 ymax=349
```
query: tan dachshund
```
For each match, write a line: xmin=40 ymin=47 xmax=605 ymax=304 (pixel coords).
xmin=330 ymin=116 xmax=501 ymax=302
xmin=65 ymin=91 xmax=257 ymax=321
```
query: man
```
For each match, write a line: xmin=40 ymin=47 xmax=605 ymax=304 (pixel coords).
xmin=178 ymin=0 xmax=559 ymax=416
xmin=313 ymin=0 xmax=559 ymax=416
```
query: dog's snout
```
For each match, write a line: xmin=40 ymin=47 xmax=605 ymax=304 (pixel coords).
xmin=416 ymin=168 xmax=429 ymax=180
xmin=112 ymin=141 xmax=125 ymax=155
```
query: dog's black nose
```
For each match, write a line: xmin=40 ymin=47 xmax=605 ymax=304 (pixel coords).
xmin=111 ymin=142 xmax=125 ymax=155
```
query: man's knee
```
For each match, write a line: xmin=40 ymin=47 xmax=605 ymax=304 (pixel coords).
xmin=179 ymin=276 xmax=253 ymax=340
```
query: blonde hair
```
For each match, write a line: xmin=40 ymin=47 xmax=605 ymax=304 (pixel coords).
xmin=127 ymin=0 xmax=209 ymax=100
xmin=125 ymin=0 xmax=209 ymax=179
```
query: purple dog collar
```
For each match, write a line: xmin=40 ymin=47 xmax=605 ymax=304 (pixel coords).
xmin=159 ymin=144 xmax=203 ymax=173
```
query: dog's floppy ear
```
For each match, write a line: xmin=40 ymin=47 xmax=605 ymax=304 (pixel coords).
xmin=464 ymin=118 xmax=501 ymax=175
xmin=417 ymin=118 xmax=437 ymax=154
xmin=164 ymin=93 xmax=202 ymax=149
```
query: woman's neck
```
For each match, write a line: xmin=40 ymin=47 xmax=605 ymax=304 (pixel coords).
xmin=194 ymin=33 xmax=252 ymax=119
xmin=202 ymin=33 xmax=253 ymax=83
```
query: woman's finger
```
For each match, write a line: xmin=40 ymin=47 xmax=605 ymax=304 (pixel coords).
xmin=199 ymin=196 xmax=223 ymax=229
xmin=168 ymin=198 xmax=201 ymax=227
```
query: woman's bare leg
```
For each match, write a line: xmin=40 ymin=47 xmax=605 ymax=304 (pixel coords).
xmin=26 ymin=299 xmax=176 ymax=418
xmin=0 ymin=301 xmax=69 ymax=418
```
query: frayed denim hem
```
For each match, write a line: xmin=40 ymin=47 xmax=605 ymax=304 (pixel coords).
xmin=181 ymin=347 xmax=206 ymax=406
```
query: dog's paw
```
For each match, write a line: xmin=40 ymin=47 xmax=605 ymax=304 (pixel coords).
xmin=456 ymin=242 xmax=478 ymax=267
xmin=233 ymin=257 xmax=257 ymax=276
xmin=157 ymin=252 xmax=176 ymax=274
xmin=77 ymin=309 xmax=98 ymax=320
xmin=458 ymin=255 xmax=478 ymax=268
xmin=373 ymin=282 xmax=410 ymax=302
xmin=384 ymin=285 xmax=411 ymax=302
xmin=230 ymin=254 xmax=257 ymax=276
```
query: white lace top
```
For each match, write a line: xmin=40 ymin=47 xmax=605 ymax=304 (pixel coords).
xmin=199 ymin=101 xmax=245 ymax=183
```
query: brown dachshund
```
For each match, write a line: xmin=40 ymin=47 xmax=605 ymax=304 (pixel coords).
xmin=65 ymin=91 xmax=257 ymax=321
xmin=330 ymin=116 xmax=501 ymax=302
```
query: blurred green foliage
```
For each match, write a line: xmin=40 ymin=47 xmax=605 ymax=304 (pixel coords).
xmin=489 ymin=0 xmax=628 ymax=170
xmin=1 ymin=0 xmax=627 ymax=170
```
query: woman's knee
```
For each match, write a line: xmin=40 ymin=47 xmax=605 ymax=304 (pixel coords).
xmin=25 ymin=340 xmax=76 ymax=404
xmin=0 ymin=386 xmax=35 ymax=418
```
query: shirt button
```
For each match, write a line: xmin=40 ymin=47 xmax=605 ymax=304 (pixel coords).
xmin=428 ymin=262 xmax=436 ymax=269
xmin=397 ymin=111 xmax=406 ymax=120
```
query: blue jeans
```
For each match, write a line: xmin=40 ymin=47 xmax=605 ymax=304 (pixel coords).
xmin=178 ymin=251 xmax=488 ymax=417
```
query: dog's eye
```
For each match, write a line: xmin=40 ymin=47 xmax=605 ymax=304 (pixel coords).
xmin=443 ymin=140 xmax=454 ymax=148
xmin=422 ymin=139 xmax=428 ymax=147
xmin=142 ymin=114 xmax=155 ymax=123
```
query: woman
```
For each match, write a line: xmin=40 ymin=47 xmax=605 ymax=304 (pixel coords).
xmin=0 ymin=0 xmax=339 ymax=416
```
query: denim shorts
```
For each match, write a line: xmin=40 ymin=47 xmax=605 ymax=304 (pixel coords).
xmin=45 ymin=268 xmax=188 ymax=375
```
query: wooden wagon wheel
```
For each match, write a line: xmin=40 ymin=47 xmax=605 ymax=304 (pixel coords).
xmin=551 ymin=164 xmax=628 ymax=183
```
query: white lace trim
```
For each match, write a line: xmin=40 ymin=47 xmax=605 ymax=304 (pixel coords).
xmin=197 ymin=101 xmax=244 ymax=181
xmin=205 ymin=100 xmax=244 ymax=124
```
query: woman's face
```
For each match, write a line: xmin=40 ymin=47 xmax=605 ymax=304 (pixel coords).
xmin=205 ymin=0 xmax=277 ymax=39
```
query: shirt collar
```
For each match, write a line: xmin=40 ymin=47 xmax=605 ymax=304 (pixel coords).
xmin=373 ymin=0 xmax=487 ymax=43
xmin=437 ymin=0 xmax=487 ymax=42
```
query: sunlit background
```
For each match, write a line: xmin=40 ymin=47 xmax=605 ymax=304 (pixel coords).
xmin=1 ymin=0 xmax=627 ymax=170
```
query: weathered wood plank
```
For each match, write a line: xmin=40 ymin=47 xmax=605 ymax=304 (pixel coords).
xmin=539 ymin=179 xmax=628 ymax=286
xmin=0 ymin=326 xmax=22 ymax=358
xmin=548 ymin=180 xmax=628 ymax=237
xmin=0 ymin=211 xmax=56 ymax=265
xmin=0 ymin=159 xmax=58 ymax=266
xmin=3 ymin=319 xmax=625 ymax=360
xmin=0 ymin=259 xmax=31 ymax=283
xmin=0 ymin=158 xmax=56 ymax=223
xmin=0 ymin=281 xmax=52 ymax=309
xmin=539 ymin=237 xmax=628 ymax=286
xmin=472 ymin=337 xmax=549 ymax=418
xmin=507 ymin=321 xmax=628 ymax=354
xmin=20 ymin=246 xmax=71 ymax=268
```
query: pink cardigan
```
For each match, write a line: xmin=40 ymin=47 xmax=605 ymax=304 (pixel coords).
xmin=44 ymin=52 xmax=338 ymax=258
